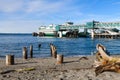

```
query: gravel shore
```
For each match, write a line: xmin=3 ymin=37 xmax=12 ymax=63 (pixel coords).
xmin=0 ymin=56 xmax=120 ymax=80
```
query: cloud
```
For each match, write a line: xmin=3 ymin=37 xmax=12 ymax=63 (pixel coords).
xmin=0 ymin=0 xmax=84 ymax=21
xmin=113 ymin=1 xmax=120 ymax=5
xmin=25 ymin=0 xmax=45 ymax=13
xmin=0 ymin=20 xmax=41 ymax=33
xmin=25 ymin=0 xmax=70 ymax=14
xmin=0 ymin=0 xmax=82 ymax=14
xmin=0 ymin=0 xmax=23 ymax=13
xmin=0 ymin=0 xmax=81 ymax=17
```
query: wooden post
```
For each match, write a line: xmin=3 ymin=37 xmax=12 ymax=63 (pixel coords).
xmin=50 ymin=43 xmax=57 ymax=58
xmin=50 ymin=43 xmax=52 ymax=56
xmin=30 ymin=45 xmax=33 ymax=58
xmin=52 ymin=46 xmax=57 ymax=58
xmin=56 ymin=54 xmax=63 ymax=64
xmin=6 ymin=54 xmax=14 ymax=65
xmin=23 ymin=47 xmax=28 ymax=59
xmin=38 ymin=44 xmax=41 ymax=48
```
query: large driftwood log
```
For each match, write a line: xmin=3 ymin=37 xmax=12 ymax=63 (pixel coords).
xmin=94 ymin=44 xmax=120 ymax=76
xmin=95 ymin=62 xmax=120 ymax=76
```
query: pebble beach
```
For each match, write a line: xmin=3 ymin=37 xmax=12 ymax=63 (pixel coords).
xmin=0 ymin=56 xmax=120 ymax=80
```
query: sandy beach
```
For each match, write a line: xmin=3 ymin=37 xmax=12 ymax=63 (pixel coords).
xmin=0 ymin=56 xmax=120 ymax=80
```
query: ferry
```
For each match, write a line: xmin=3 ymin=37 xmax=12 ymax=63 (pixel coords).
xmin=38 ymin=24 xmax=56 ymax=36
xmin=38 ymin=22 xmax=89 ymax=38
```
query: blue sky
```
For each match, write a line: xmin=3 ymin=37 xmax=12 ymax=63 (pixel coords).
xmin=0 ymin=0 xmax=120 ymax=33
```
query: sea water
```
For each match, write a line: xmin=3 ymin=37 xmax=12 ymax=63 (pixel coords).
xmin=0 ymin=33 xmax=120 ymax=58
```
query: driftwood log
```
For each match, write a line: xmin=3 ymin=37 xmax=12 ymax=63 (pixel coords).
xmin=94 ymin=44 xmax=120 ymax=76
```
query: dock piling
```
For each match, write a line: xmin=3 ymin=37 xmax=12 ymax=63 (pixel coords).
xmin=56 ymin=54 xmax=63 ymax=64
xmin=38 ymin=44 xmax=41 ymax=48
xmin=6 ymin=54 xmax=14 ymax=65
xmin=50 ymin=43 xmax=57 ymax=58
xmin=30 ymin=45 xmax=33 ymax=58
xmin=23 ymin=47 xmax=28 ymax=59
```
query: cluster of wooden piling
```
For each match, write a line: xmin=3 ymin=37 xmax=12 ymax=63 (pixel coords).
xmin=6 ymin=45 xmax=34 ymax=66
xmin=91 ymin=30 xmax=120 ymax=39
xmin=5 ymin=43 xmax=64 ymax=66
xmin=38 ymin=32 xmax=45 ymax=36
xmin=66 ymin=30 xmax=79 ymax=38
xmin=32 ymin=32 xmax=38 ymax=36
xmin=22 ymin=45 xmax=34 ymax=60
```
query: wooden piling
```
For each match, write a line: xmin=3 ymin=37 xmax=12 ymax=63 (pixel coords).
xmin=38 ymin=44 xmax=41 ymax=48
xmin=30 ymin=45 xmax=33 ymax=58
xmin=52 ymin=46 xmax=57 ymax=58
xmin=50 ymin=43 xmax=52 ymax=56
xmin=32 ymin=32 xmax=38 ymax=36
xmin=50 ymin=44 xmax=57 ymax=58
xmin=56 ymin=54 xmax=63 ymax=64
xmin=23 ymin=47 xmax=28 ymax=59
xmin=6 ymin=54 xmax=14 ymax=65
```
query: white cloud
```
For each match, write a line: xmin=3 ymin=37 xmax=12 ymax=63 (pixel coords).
xmin=25 ymin=0 xmax=66 ymax=14
xmin=113 ymin=1 xmax=120 ymax=5
xmin=0 ymin=0 xmax=23 ymax=13
xmin=25 ymin=0 xmax=44 ymax=13
xmin=0 ymin=20 xmax=41 ymax=33
xmin=0 ymin=0 xmax=76 ymax=15
xmin=0 ymin=0 xmax=84 ymax=16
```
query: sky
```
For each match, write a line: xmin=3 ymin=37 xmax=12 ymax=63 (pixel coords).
xmin=0 ymin=0 xmax=120 ymax=33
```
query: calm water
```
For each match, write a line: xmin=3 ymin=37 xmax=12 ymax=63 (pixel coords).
xmin=0 ymin=33 xmax=120 ymax=58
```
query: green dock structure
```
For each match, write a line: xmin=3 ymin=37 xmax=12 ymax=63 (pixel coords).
xmin=55 ymin=21 xmax=120 ymax=38
xmin=58 ymin=21 xmax=120 ymax=30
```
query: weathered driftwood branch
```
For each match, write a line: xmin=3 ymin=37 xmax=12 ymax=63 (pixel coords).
xmin=78 ymin=56 xmax=88 ymax=61
xmin=94 ymin=44 xmax=120 ymax=76
xmin=95 ymin=62 xmax=120 ymax=76
xmin=0 ymin=67 xmax=35 ymax=74
xmin=16 ymin=67 xmax=35 ymax=72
